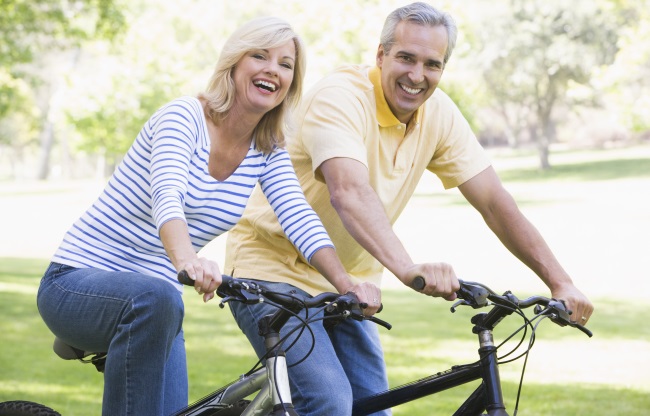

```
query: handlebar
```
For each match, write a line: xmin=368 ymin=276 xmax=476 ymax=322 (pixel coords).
xmin=177 ymin=270 xmax=391 ymax=330
xmin=411 ymin=276 xmax=592 ymax=337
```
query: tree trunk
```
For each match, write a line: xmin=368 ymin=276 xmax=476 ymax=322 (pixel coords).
xmin=36 ymin=116 xmax=55 ymax=180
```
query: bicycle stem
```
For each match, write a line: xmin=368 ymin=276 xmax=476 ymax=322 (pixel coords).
xmin=473 ymin=313 xmax=509 ymax=415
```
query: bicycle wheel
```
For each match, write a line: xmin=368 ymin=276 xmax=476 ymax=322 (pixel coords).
xmin=0 ymin=401 xmax=61 ymax=416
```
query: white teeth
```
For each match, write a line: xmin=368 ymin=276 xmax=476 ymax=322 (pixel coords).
xmin=400 ymin=84 xmax=422 ymax=95
xmin=254 ymin=80 xmax=276 ymax=92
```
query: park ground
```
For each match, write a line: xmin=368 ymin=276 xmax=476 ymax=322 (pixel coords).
xmin=1 ymin=144 xmax=649 ymax=413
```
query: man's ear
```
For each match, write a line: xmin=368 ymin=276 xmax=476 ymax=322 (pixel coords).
xmin=376 ymin=45 xmax=385 ymax=67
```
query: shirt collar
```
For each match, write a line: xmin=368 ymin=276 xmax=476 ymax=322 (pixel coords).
xmin=368 ymin=66 xmax=421 ymax=128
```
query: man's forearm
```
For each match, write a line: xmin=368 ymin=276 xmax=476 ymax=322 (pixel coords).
xmin=330 ymin=183 xmax=414 ymax=281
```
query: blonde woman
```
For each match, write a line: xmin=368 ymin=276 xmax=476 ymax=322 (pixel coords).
xmin=37 ymin=17 xmax=379 ymax=416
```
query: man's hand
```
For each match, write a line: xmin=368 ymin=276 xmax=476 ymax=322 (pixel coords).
xmin=403 ymin=263 xmax=460 ymax=301
xmin=551 ymin=284 xmax=594 ymax=325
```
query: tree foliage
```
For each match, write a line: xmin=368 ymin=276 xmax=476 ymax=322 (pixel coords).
xmin=1 ymin=0 xmax=649 ymax=179
xmin=0 ymin=0 xmax=126 ymax=116
xmin=476 ymin=0 xmax=627 ymax=168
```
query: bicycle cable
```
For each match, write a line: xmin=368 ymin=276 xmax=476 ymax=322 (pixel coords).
xmin=511 ymin=315 xmax=550 ymax=415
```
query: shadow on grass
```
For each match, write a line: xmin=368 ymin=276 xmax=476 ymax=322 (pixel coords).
xmin=499 ymin=158 xmax=650 ymax=182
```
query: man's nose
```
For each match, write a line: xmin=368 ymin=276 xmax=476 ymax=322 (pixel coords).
xmin=409 ymin=65 xmax=424 ymax=84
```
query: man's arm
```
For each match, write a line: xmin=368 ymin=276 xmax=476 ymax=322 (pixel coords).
xmin=320 ymin=157 xmax=460 ymax=299
xmin=458 ymin=166 xmax=593 ymax=324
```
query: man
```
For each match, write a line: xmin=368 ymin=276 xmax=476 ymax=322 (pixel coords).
xmin=224 ymin=3 xmax=594 ymax=415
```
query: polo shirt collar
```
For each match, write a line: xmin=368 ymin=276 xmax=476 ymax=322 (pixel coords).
xmin=368 ymin=66 xmax=422 ymax=128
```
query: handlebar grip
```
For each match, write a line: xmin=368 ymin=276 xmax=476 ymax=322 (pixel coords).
xmin=411 ymin=276 xmax=425 ymax=291
xmin=177 ymin=270 xmax=232 ymax=288
xmin=178 ymin=270 xmax=194 ymax=286
xmin=362 ymin=303 xmax=383 ymax=313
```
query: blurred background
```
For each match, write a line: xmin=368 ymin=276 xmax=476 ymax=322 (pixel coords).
xmin=1 ymin=0 xmax=649 ymax=181
xmin=1 ymin=1 xmax=649 ymax=414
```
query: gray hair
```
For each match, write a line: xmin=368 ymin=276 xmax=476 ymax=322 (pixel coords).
xmin=380 ymin=2 xmax=458 ymax=65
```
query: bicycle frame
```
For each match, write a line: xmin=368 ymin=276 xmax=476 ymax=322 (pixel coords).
xmin=173 ymin=295 xmax=299 ymax=416
xmin=352 ymin=312 xmax=507 ymax=416
xmin=353 ymin=279 xmax=592 ymax=416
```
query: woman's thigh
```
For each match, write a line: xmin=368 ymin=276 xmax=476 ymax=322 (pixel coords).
xmin=37 ymin=262 xmax=182 ymax=352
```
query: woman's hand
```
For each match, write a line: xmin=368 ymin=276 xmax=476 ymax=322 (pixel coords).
xmin=180 ymin=257 xmax=222 ymax=302
xmin=347 ymin=281 xmax=382 ymax=316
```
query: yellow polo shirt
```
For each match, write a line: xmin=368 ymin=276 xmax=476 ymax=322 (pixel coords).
xmin=225 ymin=65 xmax=491 ymax=295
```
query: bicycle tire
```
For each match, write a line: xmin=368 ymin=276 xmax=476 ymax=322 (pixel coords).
xmin=0 ymin=401 xmax=61 ymax=416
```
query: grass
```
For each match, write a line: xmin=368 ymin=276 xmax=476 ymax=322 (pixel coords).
xmin=1 ymin=258 xmax=648 ymax=415
xmin=1 ymin=144 xmax=649 ymax=414
xmin=494 ymin=145 xmax=650 ymax=182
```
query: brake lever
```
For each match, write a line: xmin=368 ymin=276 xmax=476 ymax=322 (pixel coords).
xmin=326 ymin=294 xmax=392 ymax=330
xmin=216 ymin=281 xmax=263 ymax=307
xmin=367 ymin=316 xmax=392 ymax=330
xmin=452 ymin=282 xmax=490 ymax=311
xmin=538 ymin=299 xmax=593 ymax=338
xmin=450 ymin=299 xmax=470 ymax=313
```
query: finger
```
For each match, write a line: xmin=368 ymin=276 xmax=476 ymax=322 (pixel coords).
xmin=191 ymin=265 xmax=206 ymax=293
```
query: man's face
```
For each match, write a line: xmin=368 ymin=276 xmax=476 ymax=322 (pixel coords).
xmin=377 ymin=21 xmax=448 ymax=124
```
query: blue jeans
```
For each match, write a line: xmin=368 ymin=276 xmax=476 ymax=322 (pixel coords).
xmin=36 ymin=262 xmax=187 ymax=416
xmin=229 ymin=281 xmax=391 ymax=416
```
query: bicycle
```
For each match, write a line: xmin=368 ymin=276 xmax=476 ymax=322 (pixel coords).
xmin=0 ymin=276 xmax=591 ymax=416
xmin=0 ymin=272 xmax=389 ymax=416
xmin=351 ymin=276 xmax=593 ymax=416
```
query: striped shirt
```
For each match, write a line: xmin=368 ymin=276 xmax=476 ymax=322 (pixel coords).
xmin=52 ymin=96 xmax=334 ymax=290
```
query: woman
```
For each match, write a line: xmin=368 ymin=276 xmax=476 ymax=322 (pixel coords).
xmin=37 ymin=17 xmax=380 ymax=416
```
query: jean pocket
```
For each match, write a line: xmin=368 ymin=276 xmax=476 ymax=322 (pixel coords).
xmin=43 ymin=262 xmax=76 ymax=281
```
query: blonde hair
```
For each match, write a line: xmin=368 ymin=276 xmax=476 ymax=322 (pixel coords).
xmin=200 ymin=16 xmax=306 ymax=154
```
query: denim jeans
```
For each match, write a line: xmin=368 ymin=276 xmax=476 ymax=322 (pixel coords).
xmin=36 ymin=262 xmax=187 ymax=416
xmin=229 ymin=281 xmax=391 ymax=416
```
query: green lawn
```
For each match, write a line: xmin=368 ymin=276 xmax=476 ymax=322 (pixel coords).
xmin=1 ymin=145 xmax=649 ymax=414
xmin=1 ymin=257 xmax=648 ymax=415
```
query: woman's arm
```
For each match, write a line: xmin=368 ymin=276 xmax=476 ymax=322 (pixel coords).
xmin=160 ymin=218 xmax=221 ymax=302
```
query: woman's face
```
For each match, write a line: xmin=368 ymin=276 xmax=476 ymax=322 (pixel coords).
xmin=232 ymin=40 xmax=296 ymax=116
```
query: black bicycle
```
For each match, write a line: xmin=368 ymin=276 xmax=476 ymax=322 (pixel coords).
xmin=351 ymin=277 xmax=592 ymax=416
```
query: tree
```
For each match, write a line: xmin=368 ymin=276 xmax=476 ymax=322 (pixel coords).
xmin=600 ymin=0 xmax=650 ymax=137
xmin=476 ymin=0 xmax=624 ymax=169
xmin=0 ymin=0 xmax=126 ymax=179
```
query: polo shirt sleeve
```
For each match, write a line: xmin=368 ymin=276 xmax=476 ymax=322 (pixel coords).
xmin=301 ymin=85 xmax=369 ymax=180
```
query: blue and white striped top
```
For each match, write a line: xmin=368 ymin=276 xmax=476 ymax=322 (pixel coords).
xmin=52 ymin=96 xmax=333 ymax=290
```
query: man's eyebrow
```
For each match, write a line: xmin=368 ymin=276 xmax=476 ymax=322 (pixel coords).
xmin=394 ymin=50 xmax=415 ymax=57
xmin=427 ymin=58 xmax=444 ymax=66
xmin=395 ymin=50 xmax=443 ymax=66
